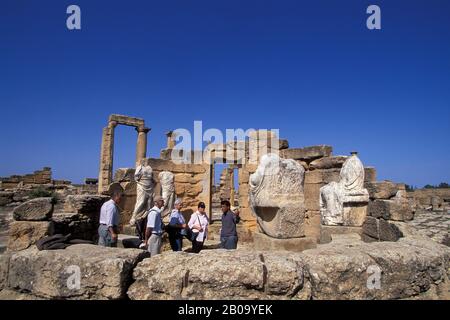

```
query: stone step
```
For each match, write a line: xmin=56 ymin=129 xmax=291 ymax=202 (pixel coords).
xmin=117 ymin=234 xmax=141 ymax=249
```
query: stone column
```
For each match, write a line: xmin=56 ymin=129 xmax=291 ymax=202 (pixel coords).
xmin=230 ymin=166 xmax=235 ymax=206
xmin=165 ymin=131 xmax=176 ymax=149
xmin=136 ymin=127 xmax=150 ymax=165
xmin=98 ymin=121 xmax=117 ymax=193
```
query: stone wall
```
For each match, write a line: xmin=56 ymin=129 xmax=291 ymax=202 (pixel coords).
xmin=110 ymin=159 xmax=210 ymax=230
xmin=0 ymin=168 xmax=52 ymax=189
xmin=411 ymin=188 xmax=450 ymax=211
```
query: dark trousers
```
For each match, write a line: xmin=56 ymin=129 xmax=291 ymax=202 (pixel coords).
xmin=169 ymin=233 xmax=183 ymax=251
xmin=135 ymin=217 xmax=147 ymax=241
xmin=220 ymin=235 xmax=238 ymax=249
xmin=192 ymin=240 xmax=204 ymax=253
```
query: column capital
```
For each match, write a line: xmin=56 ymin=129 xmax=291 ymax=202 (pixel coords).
xmin=165 ymin=130 xmax=178 ymax=139
xmin=136 ymin=127 xmax=151 ymax=134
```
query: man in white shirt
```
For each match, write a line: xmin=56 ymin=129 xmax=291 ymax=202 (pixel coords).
xmin=144 ymin=195 xmax=165 ymax=257
xmin=98 ymin=190 xmax=123 ymax=247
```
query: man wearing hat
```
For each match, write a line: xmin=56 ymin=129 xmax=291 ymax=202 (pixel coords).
xmin=144 ymin=195 xmax=165 ymax=257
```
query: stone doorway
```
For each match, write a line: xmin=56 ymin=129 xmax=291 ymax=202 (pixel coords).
xmin=211 ymin=163 xmax=240 ymax=221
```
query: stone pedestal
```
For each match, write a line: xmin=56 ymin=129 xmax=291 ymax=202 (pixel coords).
xmin=252 ymin=232 xmax=317 ymax=252
xmin=320 ymin=225 xmax=362 ymax=244
xmin=342 ymin=202 xmax=368 ymax=226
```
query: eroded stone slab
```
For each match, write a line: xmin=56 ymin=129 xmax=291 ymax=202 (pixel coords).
xmin=13 ymin=198 xmax=53 ymax=221
xmin=7 ymin=244 xmax=147 ymax=299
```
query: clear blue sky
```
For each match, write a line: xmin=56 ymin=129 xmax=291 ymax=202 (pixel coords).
xmin=1 ymin=0 xmax=449 ymax=188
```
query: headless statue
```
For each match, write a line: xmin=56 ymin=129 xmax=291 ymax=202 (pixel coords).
xmin=129 ymin=164 xmax=154 ymax=239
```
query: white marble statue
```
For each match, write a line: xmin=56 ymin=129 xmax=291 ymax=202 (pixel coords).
xmin=249 ymin=153 xmax=306 ymax=238
xmin=129 ymin=164 xmax=154 ymax=225
xmin=320 ymin=152 xmax=369 ymax=226
xmin=159 ymin=171 xmax=175 ymax=218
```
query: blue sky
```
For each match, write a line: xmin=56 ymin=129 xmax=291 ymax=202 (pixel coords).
xmin=0 ymin=0 xmax=449 ymax=187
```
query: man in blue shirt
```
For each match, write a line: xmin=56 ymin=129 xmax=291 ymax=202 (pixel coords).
xmin=98 ymin=190 xmax=123 ymax=247
xmin=168 ymin=198 xmax=187 ymax=251
xmin=220 ymin=200 xmax=240 ymax=249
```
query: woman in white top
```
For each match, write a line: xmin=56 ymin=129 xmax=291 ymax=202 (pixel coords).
xmin=188 ymin=202 xmax=209 ymax=253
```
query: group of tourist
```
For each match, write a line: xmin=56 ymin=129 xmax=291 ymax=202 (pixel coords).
xmin=97 ymin=190 xmax=241 ymax=257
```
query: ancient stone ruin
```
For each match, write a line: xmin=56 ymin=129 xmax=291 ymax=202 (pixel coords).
xmin=0 ymin=114 xmax=448 ymax=300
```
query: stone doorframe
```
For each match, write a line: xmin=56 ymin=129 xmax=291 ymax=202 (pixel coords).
xmin=204 ymin=141 xmax=247 ymax=221
xmin=98 ymin=114 xmax=150 ymax=193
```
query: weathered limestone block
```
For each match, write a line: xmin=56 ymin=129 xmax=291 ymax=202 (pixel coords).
xmin=304 ymin=183 xmax=322 ymax=211
xmin=174 ymin=182 xmax=186 ymax=195
xmin=159 ymin=171 xmax=175 ymax=218
xmin=185 ymin=183 xmax=203 ymax=197
xmin=368 ymin=198 xmax=412 ymax=221
xmin=0 ymin=191 xmax=14 ymax=206
xmin=64 ymin=195 xmax=109 ymax=215
xmin=239 ymin=207 xmax=254 ymax=221
xmin=0 ymin=254 xmax=10 ymax=291
xmin=113 ymin=168 xmax=135 ymax=182
xmin=280 ymin=145 xmax=332 ymax=162
xmin=362 ymin=216 xmax=403 ymax=242
xmin=249 ymin=153 xmax=306 ymax=238
xmin=8 ymin=221 xmax=54 ymax=251
xmin=309 ymin=156 xmax=348 ymax=170
xmin=142 ymin=158 xmax=206 ymax=174
xmin=127 ymin=232 xmax=450 ymax=300
xmin=13 ymin=197 xmax=53 ymax=221
xmin=238 ymin=183 xmax=250 ymax=199
xmin=238 ymin=169 xmax=250 ymax=184
xmin=320 ymin=153 xmax=369 ymax=227
xmin=305 ymin=169 xmax=341 ymax=184
xmin=365 ymin=181 xmax=399 ymax=200
xmin=128 ymin=250 xmax=308 ymax=300
xmin=7 ymin=245 xmax=147 ymax=299
xmin=304 ymin=211 xmax=321 ymax=241
xmin=301 ymin=235 xmax=450 ymax=299
xmin=320 ymin=225 xmax=362 ymax=244
xmin=393 ymin=188 xmax=414 ymax=221
xmin=431 ymin=196 xmax=442 ymax=211
xmin=343 ymin=204 xmax=368 ymax=227
xmin=253 ymin=232 xmax=316 ymax=252
xmin=174 ymin=173 xmax=203 ymax=184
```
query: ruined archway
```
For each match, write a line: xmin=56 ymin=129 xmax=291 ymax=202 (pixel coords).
xmin=98 ymin=114 xmax=150 ymax=193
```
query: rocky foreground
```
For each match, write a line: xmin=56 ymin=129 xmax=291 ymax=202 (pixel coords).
xmin=0 ymin=223 xmax=448 ymax=300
